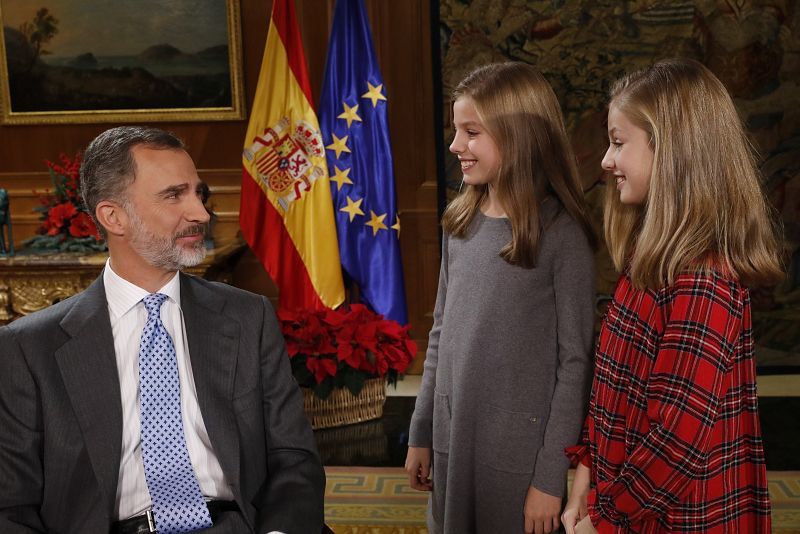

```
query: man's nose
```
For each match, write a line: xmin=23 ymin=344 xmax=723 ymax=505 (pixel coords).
xmin=187 ymin=194 xmax=211 ymax=224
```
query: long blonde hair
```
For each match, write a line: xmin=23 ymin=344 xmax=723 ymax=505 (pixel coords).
xmin=604 ymin=58 xmax=783 ymax=289
xmin=442 ymin=62 xmax=594 ymax=267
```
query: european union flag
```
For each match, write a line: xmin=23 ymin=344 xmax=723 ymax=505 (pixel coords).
xmin=319 ymin=0 xmax=408 ymax=324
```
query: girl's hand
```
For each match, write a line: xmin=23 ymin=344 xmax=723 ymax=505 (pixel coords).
xmin=523 ymin=486 xmax=561 ymax=534
xmin=562 ymin=464 xmax=591 ymax=534
xmin=575 ymin=515 xmax=598 ymax=534
xmin=404 ymin=446 xmax=433 ymax=491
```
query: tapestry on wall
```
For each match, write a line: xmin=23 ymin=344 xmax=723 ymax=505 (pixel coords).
xmin=437 ymin=0 xmax=800 ymax=372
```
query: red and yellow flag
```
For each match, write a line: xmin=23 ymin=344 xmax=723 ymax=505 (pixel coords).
xmin=240 ymin=0 xmax=344 ymax=310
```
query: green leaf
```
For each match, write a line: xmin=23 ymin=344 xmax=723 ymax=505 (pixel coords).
xmin=342 ymin=371 xmax=367 ymax=396
xmin=386 ymin=369 xmax=399 ymax=388
xmin=22 ymin=234 xmax=107 ymax=253
xmin=314 ymin=378 xmax=335 ymax=400
xmin=47 ymin=167 xmax=60 ymax=190
xmin=291 ymin=356 xmax=314 ymax=388
xmin=23 ymin=234 xmax=61 ymax=249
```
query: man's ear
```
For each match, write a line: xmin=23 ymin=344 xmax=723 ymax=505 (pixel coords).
xmin=95 ymin=200 xmax=127 ymax=237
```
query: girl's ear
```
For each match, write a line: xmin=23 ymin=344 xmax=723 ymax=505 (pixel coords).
xmin=95 ymin=200 xmax=127 ymax=237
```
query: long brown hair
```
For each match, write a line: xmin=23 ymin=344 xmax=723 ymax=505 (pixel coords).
xmin=442 ymin=62 xmax=595 ymax=267
xmin=604 ymin=58 xmax=783 ymax=288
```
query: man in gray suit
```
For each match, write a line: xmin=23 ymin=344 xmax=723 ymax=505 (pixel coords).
xmin=0 ymin=127 xmax=325 ymax=533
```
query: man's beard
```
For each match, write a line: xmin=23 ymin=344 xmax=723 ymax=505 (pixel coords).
xmin=126 ymin=205 xmax=208 ymax=271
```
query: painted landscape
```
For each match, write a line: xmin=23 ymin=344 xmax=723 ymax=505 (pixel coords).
xmin=2 ymin=2 xmax=233 ymax=112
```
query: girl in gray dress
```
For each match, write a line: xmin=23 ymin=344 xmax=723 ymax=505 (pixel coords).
xmin=406 ymin=62 xmax=596 ymax=534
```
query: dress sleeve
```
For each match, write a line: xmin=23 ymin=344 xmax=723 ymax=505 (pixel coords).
xmin=589 ymin=275 xmax=741 ymax=530
xmin=564 ymin=417 xmax=591 ymax=468
xmin=531 ymin=219 xmax=595 ymax=497
xmin=407 ymin=234 xmax=449 ymax=448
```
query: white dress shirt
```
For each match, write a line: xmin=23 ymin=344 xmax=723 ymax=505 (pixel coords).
xmin=104 ymin=261 xmax=233 ymax=520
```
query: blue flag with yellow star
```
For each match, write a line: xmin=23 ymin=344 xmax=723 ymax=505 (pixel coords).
xmin=319 ymin=0 xmax=408 ymax=324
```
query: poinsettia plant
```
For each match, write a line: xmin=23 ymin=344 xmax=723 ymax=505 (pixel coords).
xmin=24 ymin=152 xmax=105 ymax=253
xmin=278 ymin=304 xmax=417 ymax=399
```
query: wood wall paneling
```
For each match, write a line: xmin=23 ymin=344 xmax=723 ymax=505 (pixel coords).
xmin=0 ymin=0 xmax=440 ymax=372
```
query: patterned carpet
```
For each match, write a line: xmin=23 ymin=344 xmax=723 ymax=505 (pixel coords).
xmin=325 ymin=467 xmax=428 ymax=534
xmin=773 ymin=472 xmax=800 ymax=534
xmin=324 ymin=467 xmax=800 ymax=534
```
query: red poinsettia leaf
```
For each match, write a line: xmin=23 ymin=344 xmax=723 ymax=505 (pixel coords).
xmin=375 ymin=354 xmax=389 ymax=376
xmin=384 ymin=345 xmax=411 ymax=373
xmin=349 ymin=303 xmax=368 ymax=314
xmin=68 ymin=212 xmax=98 ymax=238
xmin=336 ymin=341 xmax=352 ymax=363
xmin=321 ymin=308 xmax=346 ymax=328
xmin=284 ymin=339 xmax=301 ymax=357
xmin=306 ymin=356 xmax=337 ymax=383
xmin=379 ymin=319 xmax=404 ymax=339
xmin=318 ymin=336 xmax=337 ymax=355
xmin=344 ymin=303 xmax=376 ymax=324
xmin=335 ymin=324 xmax=355 ymax=346
xmin=46 ymin=202 xmax=77 ymax=232
xmin=404 ymin=337 xmax=418 ymax=359
xmin=320 ymin=357 xmax=337 ymax=376
xmin=343 ymin=344 xmax=366 ymax=369
xmin=356 ymin=326 xmax=379 ymax=353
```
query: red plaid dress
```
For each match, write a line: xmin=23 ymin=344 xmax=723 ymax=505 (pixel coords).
xmin=567 ymin=271 xmax=771 ymax=533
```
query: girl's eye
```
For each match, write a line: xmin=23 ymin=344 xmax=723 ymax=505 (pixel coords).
xmin=611 ymin=141 xmax=622 ymax=149
xmin=467 ymin=130 xmax=478 ymax=137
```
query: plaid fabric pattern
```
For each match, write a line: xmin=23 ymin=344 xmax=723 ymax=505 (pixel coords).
xmin=568 ymin=271 xmax=771 ymax=533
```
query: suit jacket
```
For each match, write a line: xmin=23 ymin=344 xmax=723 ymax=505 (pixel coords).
xmin=0 ymin=273 xmax=325 ymax=534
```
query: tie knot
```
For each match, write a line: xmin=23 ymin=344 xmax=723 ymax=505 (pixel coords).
xmin=142 ymin=293 xmax=169 ymax=319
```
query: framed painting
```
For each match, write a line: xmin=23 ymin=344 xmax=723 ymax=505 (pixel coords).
xmin=0 ymin=0 xmax=245 ymax=124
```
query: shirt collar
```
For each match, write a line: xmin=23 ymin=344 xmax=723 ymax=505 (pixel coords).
xmin=103 ymin=259 xmax=181 ymax=321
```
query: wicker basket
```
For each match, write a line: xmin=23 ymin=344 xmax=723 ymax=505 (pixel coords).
xmin=302 ymin=377 xmax=386 ymax=429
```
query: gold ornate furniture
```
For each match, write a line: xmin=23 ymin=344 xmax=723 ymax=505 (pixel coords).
xmin=0 ymin=240 xmax=246 ymax=324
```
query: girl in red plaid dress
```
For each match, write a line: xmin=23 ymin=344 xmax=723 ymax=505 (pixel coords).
xmin=562 ymin=58 xmax=783 ymax=534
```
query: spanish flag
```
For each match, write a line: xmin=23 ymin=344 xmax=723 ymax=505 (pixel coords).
xmin=240 ymin=0 xmax=345 ymax=310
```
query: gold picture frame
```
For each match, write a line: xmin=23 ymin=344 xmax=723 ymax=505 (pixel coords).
xmin=0 ymin=0 xmax=246 ymax=125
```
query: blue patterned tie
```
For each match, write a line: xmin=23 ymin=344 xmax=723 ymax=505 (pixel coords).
xmin=138 ymin=293 xmax=212 ymax=534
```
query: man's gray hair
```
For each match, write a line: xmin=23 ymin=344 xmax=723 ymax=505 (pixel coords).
xmin=79 ymin=126 xmax=184 ymax=236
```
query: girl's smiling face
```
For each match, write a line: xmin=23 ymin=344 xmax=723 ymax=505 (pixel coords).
xmin=601 ymin=104 xmax=654 ymax=205
xmin=449 ymin=97 xmax=501 ymax=187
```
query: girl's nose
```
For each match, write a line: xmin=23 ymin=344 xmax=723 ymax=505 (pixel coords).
xmin=600 ymin=146 xmax=615 ymax=171
xmin=449 ymin=133 xmax=463 ymax=154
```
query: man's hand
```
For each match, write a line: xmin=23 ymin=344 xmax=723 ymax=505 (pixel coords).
xmin=575 ymin=515 xmax=598 ymax=534
xmin=562 ymin=463 xmax=590 ymax=534
xmin=523 ymin=486 xmax=561 ymax=534
xmin=404 ymin=446 xmax=433 ymax=491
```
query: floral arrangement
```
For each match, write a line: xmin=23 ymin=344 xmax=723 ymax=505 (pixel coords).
xmin=278 ymin=304 xmax=417 ymax=399
xmin=24 ymin=152 xmax=106 ymax=253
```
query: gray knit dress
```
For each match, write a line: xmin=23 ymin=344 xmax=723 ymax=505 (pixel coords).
xmin=408 ymin=204 xmax=595 ymax=534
